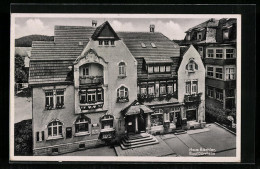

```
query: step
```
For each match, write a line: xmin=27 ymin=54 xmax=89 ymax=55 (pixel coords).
xmin=123 ymin=136 xmax=154 ymax=143
xmin=125 ymin=133 xmax=150 ymax=140
xmin=120 ymin=139 xmax=159 ymax=150
xmin=121 ymin=137 xmax=156 ymax=146
xmin=174 ymin=130 xmax=187 ymax=135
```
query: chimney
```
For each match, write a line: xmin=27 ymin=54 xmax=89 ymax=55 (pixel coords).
xmin=92 ymin=20 xmax=97 ymax=27
xmin=150 ymin=24 xmax=155 ymax=32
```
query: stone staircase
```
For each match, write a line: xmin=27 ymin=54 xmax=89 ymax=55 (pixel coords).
xmin=120 ymin=133 xmax=159 ymax=150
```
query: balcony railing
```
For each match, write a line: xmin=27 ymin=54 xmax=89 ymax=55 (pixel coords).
xmin=184 ymin=93 xmax=202 ymax=103
xmin=79 ymin=76 xmax=103 ymax=85
xmin=79 ymin=101 xmax=104 ymax=110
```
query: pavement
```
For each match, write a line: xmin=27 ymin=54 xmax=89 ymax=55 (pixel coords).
xmin=62 ymin=123 xmax=236 ymax=157
xmin=14 ymin=96 xmax=32 ymax=123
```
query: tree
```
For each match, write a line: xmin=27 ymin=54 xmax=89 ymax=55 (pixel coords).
xmin=15 ymin=54 xmax=28 ymax=83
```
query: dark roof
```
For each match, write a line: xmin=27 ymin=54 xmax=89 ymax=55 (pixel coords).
xmin=29 ymin=23 xmax=181 ymax=85
xmin=186 ymin=18 xmax=219 ymax=32
xmin=118 ymin=32 xmax=180 ymax=58
xmin=121 ymin=100 xmax=153 ymax=116
xmin=91 ymin=21 xmax=120 ymax=40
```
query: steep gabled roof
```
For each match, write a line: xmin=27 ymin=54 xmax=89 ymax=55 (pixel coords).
xmin=91 ymin=21 xmax=120 ymax=40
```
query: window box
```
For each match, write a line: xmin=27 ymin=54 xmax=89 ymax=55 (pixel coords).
xmin=56 ymin=103 xmax=64 ymax=109
xmin=184 ymin=93 xmax=202 ymax=103
xmin=79 ymin=102 xmax=104 ymax=110
xmin=45 ymin=105 xmax=53 ymax=110
xmin=46 ymin=135 xmax=63 ymax=141
xmin=117 ymin=96 xmax=129 ymax=103
xmin=74 ymin=131 xmax=90 ymax=137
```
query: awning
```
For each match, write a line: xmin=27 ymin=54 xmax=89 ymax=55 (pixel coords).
xmin=121 ymin=100 xmax=154 ymax=116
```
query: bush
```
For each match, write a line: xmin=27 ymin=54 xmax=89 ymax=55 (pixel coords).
xmin=14 ymin=119 xmax=33 ymax=156
xmin=205 ymin=106 xmax=232 ymax=126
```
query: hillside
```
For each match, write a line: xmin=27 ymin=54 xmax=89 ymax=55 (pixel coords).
xmin=15 ymin=35 xmax=54 ymax=47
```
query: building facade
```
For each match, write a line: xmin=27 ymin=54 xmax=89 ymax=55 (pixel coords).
xmin=181 ymin=18 xmax=236 ymax=115
xmin=29 ymin=21 xmax=205 ymax=155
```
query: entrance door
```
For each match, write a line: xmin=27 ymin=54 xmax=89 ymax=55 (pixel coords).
xmin=126 ymin=116 xmax=135 ymax=133
xmin=138 ymin=114 xmax=146 ymax=132
xmin=186 ymin=110 xmax=197 ymax=121
xmin=175 ymin=111 xmax=182 ymax=128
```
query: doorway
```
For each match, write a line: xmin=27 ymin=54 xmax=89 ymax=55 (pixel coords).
xmin=175 ymin=111 xmax=182 ymax=128
xmin=126 ymin=116 xmax=135 ymax=133
xmin=186 ymin=109 xmax=197 ymax=121
xmin=138 ymin=114 xmax=146 ymax=132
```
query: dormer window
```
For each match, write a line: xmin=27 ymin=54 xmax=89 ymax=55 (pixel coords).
xmin=223 ymin=29 xmax=229 ymax=40
xmin=99 ymin=40 xmax=103 ymax=45
xmin=151 ymin=43 xmax=156 ymax=48
xmin=141 ymin=43 xmax=146 ymax=48
xmin=197 ymin=32 xmax=202 ymax=40
xmin=111 ymin=40 xmax=115 ymax=46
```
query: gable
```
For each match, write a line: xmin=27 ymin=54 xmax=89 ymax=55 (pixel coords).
xmin=91 ymin=21 xmax=120 ymax=40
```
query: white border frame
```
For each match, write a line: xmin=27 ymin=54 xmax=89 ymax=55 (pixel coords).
xmin=10 ymin=13 xmax=241 ymax=163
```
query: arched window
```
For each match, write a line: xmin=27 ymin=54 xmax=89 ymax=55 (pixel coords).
xmin=117 ymin=86 xmax=128 ymax=98
xmin=48 ymin=120 xmax=63 ymax=137
xmin=75 ymin=115 xmax=91 ymax=133
xmin=119 ymin=62 xmax=126 ymax=76
xmin=186 ymin=60 xmax=198 ymax=71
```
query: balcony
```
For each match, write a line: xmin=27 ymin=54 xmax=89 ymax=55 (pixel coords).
xmin=79 ymin=76 xmax=103 ymax=85
xmin=184 ymin=93 xmax=202 ymax=103
xmin=79 ymin=101 xmax=104 ymax=110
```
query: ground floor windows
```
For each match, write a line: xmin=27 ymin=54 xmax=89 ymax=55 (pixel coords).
xmin=100 ymin=114 xmax=114 ymax=129
xmin=48 ymin=121 xmax=63 ymax=138
xmin=186 ymin=110 xmax=197 ymax=121
xmin=151 ymin=109 xmax=163 ymax=127
xmin=207 ymin=86 xmax=214 ymax=98
xmin=215 ymin=88 xmax=224 ymax=102
xmin=75 ymin=115 xmax=91 ymax=133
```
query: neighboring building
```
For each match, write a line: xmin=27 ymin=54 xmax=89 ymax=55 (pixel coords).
xmin=29 ymin=21 xmax=205 ymax=155
xmin=181 ymin=18 xmax=236 ymax=113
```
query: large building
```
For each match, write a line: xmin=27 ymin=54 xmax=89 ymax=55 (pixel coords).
xmin=181 ymin=18 xmax=236 ymax=115
xmin=29 ymin=21 xmax=205 ymax=155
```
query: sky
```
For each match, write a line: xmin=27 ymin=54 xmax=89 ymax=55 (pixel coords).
xmin=14 ymin=16 xmax=213 ymax=40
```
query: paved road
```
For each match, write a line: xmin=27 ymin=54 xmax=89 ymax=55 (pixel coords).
xmin=14 ymin=96 xmax=32 ymax=123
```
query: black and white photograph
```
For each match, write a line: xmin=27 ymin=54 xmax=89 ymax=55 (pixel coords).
xmin=10 ymin=13 xmax=241 ymax=162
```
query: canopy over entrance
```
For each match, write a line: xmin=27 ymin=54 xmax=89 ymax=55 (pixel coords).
xmin=121 ymin=100 xmax=154 ymax=116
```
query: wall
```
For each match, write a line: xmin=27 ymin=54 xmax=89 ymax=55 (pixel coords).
xmin=178 ymin=45 xmax=205 ymax=122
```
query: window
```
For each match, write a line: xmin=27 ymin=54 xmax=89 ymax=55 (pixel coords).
xmin=226 ymin=67 xmax=235 ymax=80
xmin=223 ymin=29 xmax=229 ymax=40
xmin=151 ymin=42 xmax=156 ymax=48
xmin=167 ymin=84 xmax=173 ymax=94
xmin=226 ymin=89 xmax=235 ymax=97
xmin=216 ymin=49 xmax=223 ymax=58
xmin=160 ymin=84 xmax=166 ymax=95
xmin=101 ymin=115 xmax=114 ymax=129
xmin=215 ymin=88 xmax=223 ymax=102
xmin=215 ymin=67 xmax=223 ymax=79
xmin=56 ymin=90 xmax=64 ymax=108
xmin=185 ymin=81 xmax=191 ymax=94
xmin=148 ymin=66 xmax=153 ymax=73
xmin=97 ymin=88 xmax=103 ymax=101
xmin=166 ymin=66 xmax=171 ymax=72
xmin=160 ymin=66 xmax=165 ymax=72
xmin=207 ymin=66 xmax=214 ymax=77
xmin=164 ymin=112 xmax=169 ymax=122
xmin=83 ymin=67 xmax=89 ymax=76
xmin=191 ymin=81 xmax=198 ymax=94
xmin=151 ymin=110 xmax=163 ymax=127
xmin=197 ymin=32 xmax=202 ymax=40
xmin=117 ymin=86 xmax=128 ymax=97
xmin=186 ymin=60 xmax=198 ymax=71
xmin=48 ymin=121 xmax=63 ymax=137
xmin=41 ymin=131 xmax=45 ymax=141
xmin=45 ymin=91 xmax=54 ymax=108
xmin=226 ymin=49 xmax=235 ymax=58
xmin=87 ymin=89 xmax=96 ymax=102
xmin=148 ymin=85 xmax=154 ymax=95
xmin=104 ymin=40 xmax=109 ymax=46
xmin=198 ymin=47 xmax=203 ymax=56
xmin=75 ymin=115 xmax=90 ymax=133
xmin=119 ymin=62 xmax=126 ymax=76
xmin=141 ymin=42 xmax=146 ymax=48
xmin=154 ymin=66 xmax=159 ymax=73
xmin=36 ymin=132 xmax=40 ymax=141
xmin=140 ymin=87 xmax=147 ymax=95
xmin=111 ymin=40 xmax=115 ymax=46
xmin=207 ymin=49 xmax=214 ymax=58
xmin=207 ymin=86 xmax=214 ymax=98
xmin=99 ymin=40 xmax=103 ymax=45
